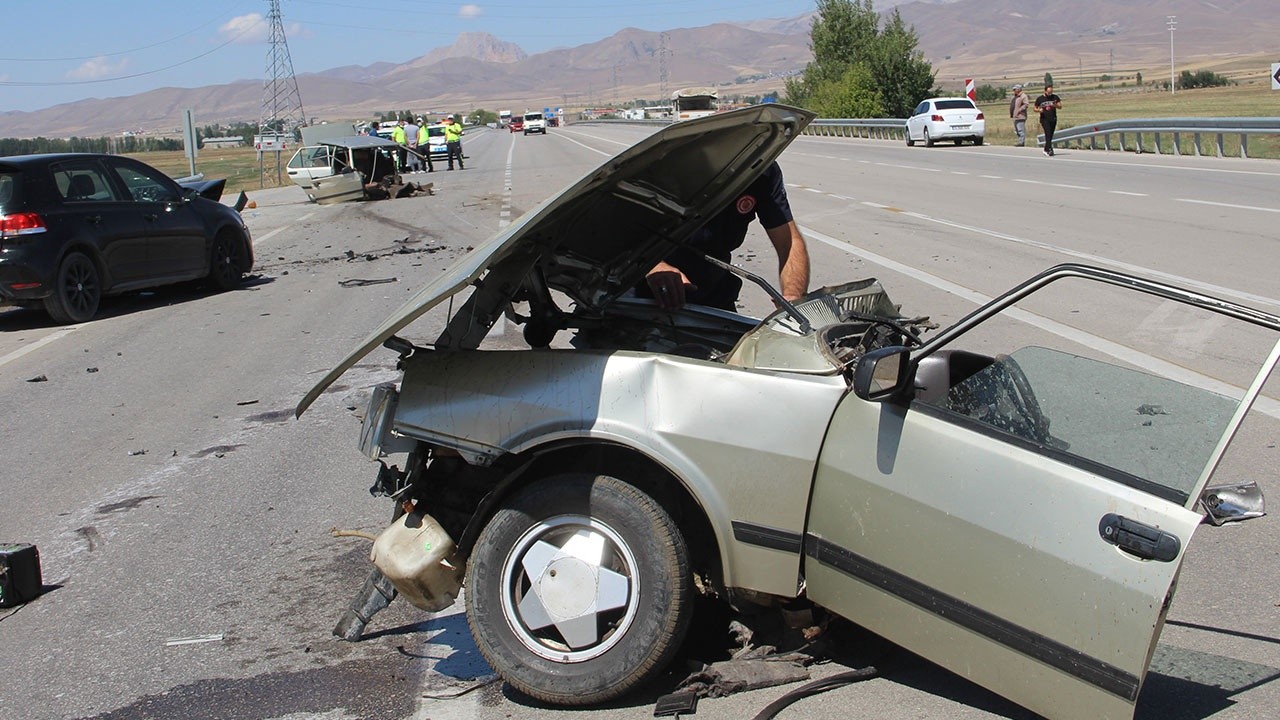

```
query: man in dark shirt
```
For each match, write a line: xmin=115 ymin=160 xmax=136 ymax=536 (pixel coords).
xmin=642 ymin=161 xmax=810 ymax=311
xmin=1035 ymin=85 xmax=1063 ymax=156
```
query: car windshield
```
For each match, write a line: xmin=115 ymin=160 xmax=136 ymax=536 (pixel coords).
xmin=525 ymin=114 xmax=543 ymax=121
xmin=935 ymin=100 xmax=976 ymax=110
xmin=428 ymin=127 xmax=444 ymax=137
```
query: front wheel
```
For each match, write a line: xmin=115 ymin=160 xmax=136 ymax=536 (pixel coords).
xmin=208 ymin=231 xmax=244 ymax=291
xmin=44 ymin=251 xmax=100 ymax=323
xmin=905 ymin=129 xmax=915 ymax=147
xmin=466 ymin=473 xmax=691 ymax=705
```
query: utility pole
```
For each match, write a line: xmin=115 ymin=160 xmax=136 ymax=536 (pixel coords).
xmin=658 ymin=32 xmax=671 ymax=106
xmin=260 ymin=0 xmax=305 ymax=134
xmin=1109 ymin=48 xmax=1114 ymax=90
xmin=259 ymin=0 xmax=305 ymax=185
xmin=1167 ymin=15 xmax=1177 ymax=95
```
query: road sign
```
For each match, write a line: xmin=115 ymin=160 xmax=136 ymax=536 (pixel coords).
xmin=965 ymin=78 xmax=976 ymax=101
xmin=1272 ymin=63 xmax=1280 ymax=90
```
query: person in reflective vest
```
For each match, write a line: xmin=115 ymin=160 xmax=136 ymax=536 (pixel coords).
xmin=443 ymin=115 xmax=464 ymax=170
xmin=415 ymin=121 xmax=434 ymax=172
xmin=391 ymin=120 xmax=408 ymax=170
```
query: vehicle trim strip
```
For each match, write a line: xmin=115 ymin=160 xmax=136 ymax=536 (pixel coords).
xmin=804 ymin=534 xmax=1140 ymax=701
xmin=732 ymin=521 xmax=803 ymax=554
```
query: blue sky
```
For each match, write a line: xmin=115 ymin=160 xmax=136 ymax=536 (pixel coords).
xmin=0 ymin=0 xmax=816 ymax=113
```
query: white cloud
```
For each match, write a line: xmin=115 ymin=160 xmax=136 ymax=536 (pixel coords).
xmin=459 ymin=4 xmax=483 ymax=18
xmin=67 ymin=56 xmax=130 ymax=81
xmin=220 ymin=13 xmax=270 ymax=44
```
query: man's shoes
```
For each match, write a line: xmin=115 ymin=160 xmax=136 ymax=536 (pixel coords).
xmin=447 ymin=167 xmax=453 ymax=171
xmin=1043 ymin=148 xmax=1051 ymax=156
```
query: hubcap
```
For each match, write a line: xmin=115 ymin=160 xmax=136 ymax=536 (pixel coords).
xmin=500 ymin=515 xmax=638 ymax=663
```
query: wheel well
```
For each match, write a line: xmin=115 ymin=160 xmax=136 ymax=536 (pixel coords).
xmin=60 ymin=244 xmax=110 ymax=288
xmin=456 ymin=442 xmax=725 ymax=592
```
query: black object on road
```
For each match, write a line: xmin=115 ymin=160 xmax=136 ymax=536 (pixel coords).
xmin=0 ymin=543 xmax=42 ymax=607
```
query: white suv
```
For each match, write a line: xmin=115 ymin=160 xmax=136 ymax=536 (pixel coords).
xmin=522 ymin=112 xmax=547 ymax=135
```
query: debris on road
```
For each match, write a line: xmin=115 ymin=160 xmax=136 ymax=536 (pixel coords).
xmin=339 ymin=278 xmax=398 ymax=288
xmin=26 ymin=375 xmax=47 ymax=383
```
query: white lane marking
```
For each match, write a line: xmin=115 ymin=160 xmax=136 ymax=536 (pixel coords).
xmin=1110 ymin=190 xmax=1148 ymax=197
xmin=1012 ymin=178 xmax=1092 ymax=190
xmin=298 ymin=212 xmax=316 ymax=222
xmin=0 ymin=325 xmax=82 ymax=369
xmin=875 ymin=162 xmax=941 ymax=172
xmin=980 ymin=175 xmax=1003 ymax=179
xmin=555 ymin=128 xmax=632 ymax=147
xmin=861 ymin=201 xmax=891 ymax=209
xmin=500 ymin=134 xmax=517 ymax=229
xmin=800 ymin=224 xmax=1280 ymax=419
xmin=951 ymin=171 xmax=970 ymax=175
xmin=891 ymin=210 xmax=1280 ymax=310
xmin=803 ymin=187 xmax=825 ymax=194
xmin=1177 ymin=198 xmax=1280 ymax=214
xmin=552 ymin=132 xmax=615 ymax=157
xmin=252 ymin=226 xmax=287 ymax=246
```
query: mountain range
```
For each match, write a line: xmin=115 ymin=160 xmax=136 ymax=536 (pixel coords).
xmin=1 ymin=0 xmax=1276 ymax=138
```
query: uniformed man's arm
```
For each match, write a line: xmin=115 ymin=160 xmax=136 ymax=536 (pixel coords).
xmin=766 ymin=220 xmax=809 ymax=302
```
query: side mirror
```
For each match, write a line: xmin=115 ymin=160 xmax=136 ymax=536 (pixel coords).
xmin=1198 ymin=481 xmax=1265 ymax=526
xmin=852 ymin=346 xmax=911 ymax=401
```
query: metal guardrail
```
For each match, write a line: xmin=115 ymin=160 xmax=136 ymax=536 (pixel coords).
xmin=803 ymin=118 xmax=908 ymax=141
xmin=1040 ymin=117 xmax=1280 ymax=158
xmin=586 ymin=114 xmax=1280 ymax=160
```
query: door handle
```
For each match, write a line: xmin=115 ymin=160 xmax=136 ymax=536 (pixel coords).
xmin=85 ymin=215 xmax=102 ymax=224
xmin=1099 ymin=513 xmax=1181 ymax=562
xmin=143 ymin=213 xmax=158 ymax=222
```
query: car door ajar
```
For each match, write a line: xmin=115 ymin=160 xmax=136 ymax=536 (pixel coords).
xmin=802 ymin=266 xmax=1280 ymax=720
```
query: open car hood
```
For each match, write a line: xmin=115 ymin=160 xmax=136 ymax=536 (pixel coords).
xmin=297 ymin=104 xmax=814 ymax=416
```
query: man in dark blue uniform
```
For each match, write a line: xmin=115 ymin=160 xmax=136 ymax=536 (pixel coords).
xmin=642 ymin=161 xmax=810 ymax=311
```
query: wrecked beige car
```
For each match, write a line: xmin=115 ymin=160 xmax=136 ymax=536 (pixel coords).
xmin=298 ymin=104 xmax=1278 ymax=720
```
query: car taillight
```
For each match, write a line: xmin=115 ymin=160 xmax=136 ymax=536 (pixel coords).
xmin=0 ymin=211 xmax=47 ymax=238
xmin=931 ymin=114 xmax=944 ymax=122
xmin=976 ymin=112 xmax=985 ymax=120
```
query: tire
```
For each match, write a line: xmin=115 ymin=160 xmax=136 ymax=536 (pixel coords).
xmin=905 ymin=129 xmax=915 ymax=147
xmin=43 ymin=251 xmax=100 ymax=324
xmin=975 ymin=137 xmax=984 ymax=146
xmin=466 ymin=473 xmax=691 ymax=705
xmin=924 ymin=128 xmax=935 ymax=147
xmin=208 ymin=231 xmax=244 ymax=291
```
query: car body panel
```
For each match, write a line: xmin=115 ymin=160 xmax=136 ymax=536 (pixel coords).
xmin=907 ymin=97 xmax=986 ymax=144
xmin=806 ymin=394 xmax=1201 ymax=720
xmin=297 ymin=103 xmax=816 ymax=416
xmin=107 ymin=156 xmax=208 ymax=280
xmin=391 ymin=348 xmax=848 ymax=595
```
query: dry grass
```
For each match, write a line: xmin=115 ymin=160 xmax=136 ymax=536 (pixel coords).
xmin=977 ymin=79 xmax=1280 ymax=157
xmin=126 ymin=147 xmax=294 ymax=197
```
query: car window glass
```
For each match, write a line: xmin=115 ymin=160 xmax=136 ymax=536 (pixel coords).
xmin=109 ymin=160 xmax=180 ymax=203
xmin=0 ymin=172 xmax=16 ymax=207
xmin=910 ymin=275 xmax=1277 ymax=504
xmin=51 ymin=163 xmax=118 ymax=203
xmin=913 ymin=102 xmax=928 ymax=116
xmin=935 ymin=100 xmax=976 ymax=110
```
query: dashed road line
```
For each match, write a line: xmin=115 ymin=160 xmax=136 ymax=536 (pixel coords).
xmin=1177 ymin=198 xmax=1280 ymax=214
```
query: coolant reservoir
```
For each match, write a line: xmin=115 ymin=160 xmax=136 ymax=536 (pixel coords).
xmin=370 ymin=511 xmax=464 ymax=611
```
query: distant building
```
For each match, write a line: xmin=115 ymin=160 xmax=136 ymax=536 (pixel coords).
xmin=203 ymin=137 xmax=245 ymax=149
